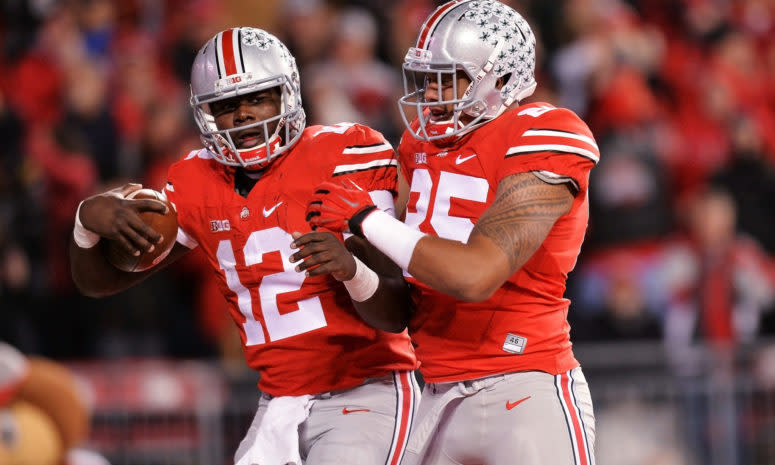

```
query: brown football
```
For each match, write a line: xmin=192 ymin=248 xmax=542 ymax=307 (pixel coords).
xmin=106 ymin=188 xmax=178 ymax=272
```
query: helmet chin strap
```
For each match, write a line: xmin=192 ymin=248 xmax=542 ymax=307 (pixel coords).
xmin=461 ymin=39 xmax=504 ymax=113
xmin=229 ymin=105 xmax=287 ymax=168
xmin=235 ymin=134 xmax=283 ymax=169
xmin=236 ymin=132 xmax=281 ymax=155
xmin=420 ymin=112 xmax=464 ymax=134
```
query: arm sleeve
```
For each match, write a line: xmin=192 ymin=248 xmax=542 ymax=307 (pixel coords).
xmin=328 ymin=124 xmax=399 ymax=196
xmin=163 ymin=154 xmax=201 ymax=249
xmin=498 ymin=107 xmax=599 ymax=193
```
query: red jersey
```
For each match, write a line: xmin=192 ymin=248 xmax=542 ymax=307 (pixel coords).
xmin=165 ymin=123 xmax=418 ymax=396
xmin=398 ymin=103 xmax=599 ymax=383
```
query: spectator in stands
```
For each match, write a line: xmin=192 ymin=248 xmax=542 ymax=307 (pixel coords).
xmin=0 ymin=91 xmax=38 ymax=350
xmin=711 ymin=115 xmax=775 ymax=256
xmin=663 ymin=187 xmax=775 ymax=465
xmin=279 ymin=0 xmax=335 ymax=69
xmin=570 ymin=247 xmax=663 ymax=342
xmin=663 ymin=188 xmax=775 ymax=358
xmin=61 ymin=60 xmax=120 ymax=181
xmin=586 ymin=132 xmax=673 ymax=248
xmin=305 ymin=7 xmax=401 ymax=142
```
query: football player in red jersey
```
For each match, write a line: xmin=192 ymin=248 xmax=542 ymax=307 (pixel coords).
xmin=68 ymin=27 xmax=419 ymax=465
xmin=298 ymin=1 xmax=598 ymax=464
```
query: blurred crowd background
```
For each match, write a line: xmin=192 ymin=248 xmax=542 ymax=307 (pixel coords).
xmin=1 ymin=0 xmax=775 ymax=464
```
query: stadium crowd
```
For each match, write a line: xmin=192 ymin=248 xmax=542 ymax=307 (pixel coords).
xmin=0 ymin=0 xmax=774 ymax=365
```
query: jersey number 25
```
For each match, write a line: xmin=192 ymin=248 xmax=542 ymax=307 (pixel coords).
xmin=404 ymin=169 xmax=488 ymax=242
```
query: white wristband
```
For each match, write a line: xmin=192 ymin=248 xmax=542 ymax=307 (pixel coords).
xmin=361 ymin=210 xmax=426 ymax=271
xmin=73 ymin=201 xmax=100 ymax=248
xmin=343 ymin=256 xmax=380 ymax=302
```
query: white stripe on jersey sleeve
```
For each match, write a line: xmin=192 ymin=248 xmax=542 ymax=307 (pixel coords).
xmin=506 ymin=144 xmax=599 ymax=164
xmin=522 ymin=129 xmax=599 ymax=150
xmin=333 ymin=158 xmax=398 ymax=175
xmin=533 ymin=170 xmax=580 ymax=192
xmin=342 ymin=141 xmax=393 ymax=154
xmin=184 ymin=148 xmax=214 ymax=160
xmin=176 ymin=227 xmax=199 ymax=249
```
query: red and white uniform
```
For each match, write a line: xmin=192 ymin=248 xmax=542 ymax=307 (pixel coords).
xmin=165 ymin=123 xmax=418 ymax=397
xmin=399 ymin=103 xmax=598 ymax=465
xmin=399 ymin=103 xmax=598 ymax=383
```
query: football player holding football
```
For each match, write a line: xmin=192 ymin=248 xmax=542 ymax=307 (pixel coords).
xmin=69 ymin=27 xmax=418 ymax=465
xmin=299 ymin=1 xmax=597 ymax=464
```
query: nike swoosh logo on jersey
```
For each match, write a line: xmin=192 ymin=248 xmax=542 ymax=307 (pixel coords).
xmin=262 ymin=202 xmax=283 ymax=217
xmin=455 ymin=154 xmax=477 ymax=165
xmin=506 ymin=396 xmax=531 ymax=410
xmin=342 ymin=407 xmax=371 ymax=415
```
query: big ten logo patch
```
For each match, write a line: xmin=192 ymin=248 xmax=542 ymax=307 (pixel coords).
xmin=210 ymin=219 xmax=231 ymax=232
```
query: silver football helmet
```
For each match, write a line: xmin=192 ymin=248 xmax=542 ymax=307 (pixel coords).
xmin=398 ymin=0 xmax=537 ymax=144
xmin=190 ymin=27 xmax=305 ymax=168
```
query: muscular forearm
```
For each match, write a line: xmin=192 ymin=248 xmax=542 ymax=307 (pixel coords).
xmin=352 ymin=275 xmax=412 ymax=332
xmin=70 ymin=183 xmax=189 ymax=297
xmin=361 ymin=173 xmax=573 ymax=302
xmin=70 ymin=240 xmax=139 ymax=297
xmin=407 ymin=234 xmax=511 ymax=302
xmin=358 ymin=210 xmax=512 ymax=302
xmin=69 ymin=238 xmax=187 ymax=297
xmin=345 ymin=236 xmax=412 ymax=331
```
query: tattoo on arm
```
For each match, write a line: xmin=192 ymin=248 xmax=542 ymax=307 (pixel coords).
xmin=473 ymin=172 xmax=574 ymax=271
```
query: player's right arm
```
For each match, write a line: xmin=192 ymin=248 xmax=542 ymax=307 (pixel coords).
xmin=290 ymin=231 xmax=412 ymax=333
xmin=291 ymin=164 xmax=413 ymax=332
xmin=306 ymin=174 xmax=573 ymax=302
xmin=69 ymin=183 xmax=189 ymax=298
xmin=308 ymin=109 xmax=598 ymax=302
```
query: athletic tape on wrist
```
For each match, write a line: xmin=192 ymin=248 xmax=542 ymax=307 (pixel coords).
xmin=361 ymin=210 xmax=426 ymax=271
xmin=73 ymin=201 xmax=100 ymax=248
xmin=343 ymin=256 xmax=380 ymax=302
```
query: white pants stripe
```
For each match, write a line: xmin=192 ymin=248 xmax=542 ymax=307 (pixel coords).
xmin=555 ymin=369 xmax=595 ymax=465
xmin=385 ymin=371 xmax=420 ymax=465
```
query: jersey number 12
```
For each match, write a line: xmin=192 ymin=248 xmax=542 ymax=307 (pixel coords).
xmin=216 ymin=227 xmax=327 ymax=346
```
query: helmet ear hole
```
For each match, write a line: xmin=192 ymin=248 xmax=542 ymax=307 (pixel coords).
xmin=457 ymin=69 xmax=473 ymax=85
xmin=496 ymin=73 xmax=511 ymax=90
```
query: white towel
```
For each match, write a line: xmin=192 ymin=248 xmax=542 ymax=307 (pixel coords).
xmin=235 ymin=395 xmax=314 ymax=465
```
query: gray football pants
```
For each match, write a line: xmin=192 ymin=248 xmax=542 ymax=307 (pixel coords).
xmin=235 ymin=371 xmax=420 ymax=465
xmin=402 ymin=368 xmax=595 ymax=465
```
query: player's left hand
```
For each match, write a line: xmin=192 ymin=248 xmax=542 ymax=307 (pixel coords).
xmin=290 ymin=231 xmax=356 ymax=281
xmin=305 ymin=182 xmax=377 ymax=236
